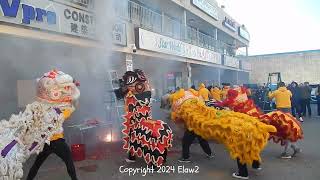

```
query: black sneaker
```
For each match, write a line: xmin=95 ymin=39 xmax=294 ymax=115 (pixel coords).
xmin=292 ymin=148 xmax=302 ymax=157
xmin=232 ymin=172 xmax=249 ymax=179
xmin=178 ymin=158 xmax=191 ymax=163
xmin=206 ymin=153 xmax=214 ymax=159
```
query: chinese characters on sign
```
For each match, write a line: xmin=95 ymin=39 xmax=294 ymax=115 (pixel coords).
xmin=81 ymin=25 xmax=88 ymax=35
xmin=126 ymin=54 xmax=133 ymax=71
xmin=70 ymin=23 xmax=89 ymax=35
xmin=112 ymin=23 xmax=127 ymax=46
xmin=63 ymin=7 xmax=95 ymax=38
xmin=71 ymin=23 xmax=78 ymax=33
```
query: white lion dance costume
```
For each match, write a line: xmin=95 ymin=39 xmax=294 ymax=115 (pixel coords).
xmin=0 ymin=70 xmax=80 ymax=180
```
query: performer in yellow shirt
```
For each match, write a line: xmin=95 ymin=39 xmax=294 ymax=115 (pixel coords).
xmin=198 ymin=83 xmax=210 ymax=102
xmin=221 ymin=84 xmax=231 ymax=100
xmin=27 ymin=70 xmax=80 ymax=180
xmin=210 ymin=86 xmax=222 ymax=101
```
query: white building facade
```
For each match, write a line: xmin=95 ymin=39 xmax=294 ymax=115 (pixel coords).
xmin=0 ymin=0 xmax=252 ymax=142
xmin=112 ymin=0 xmax=252 ymax=94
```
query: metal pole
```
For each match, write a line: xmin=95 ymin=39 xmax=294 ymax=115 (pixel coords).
xmin=217 ymin=68 xmax=221 ymax=86
xmin=197 ymin=27 xmax=200 ymax=45
xmin=236 ymin=70 xmax=239 ymax=85
xmin=246 ymin=46 xmax=249 ymax=56
xmin=214 ymin=28 xmax=218 ymax=51
xmin=161 ymin=12 xmax=165 ymax=33
xmin=187 ymin=63 xmax=192 ymax=88
xmin=215 ymin=28 xmax=218 ymax=40
xmin=183 ymin=10 xmax=187 ymax=40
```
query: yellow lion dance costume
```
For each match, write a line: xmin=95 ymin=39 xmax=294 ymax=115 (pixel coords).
xmin=170 ymin=89 xmax=276 ymax=165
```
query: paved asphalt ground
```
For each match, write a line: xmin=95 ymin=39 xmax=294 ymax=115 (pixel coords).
xmin=22 ymin=106 xmax=320 ymax=180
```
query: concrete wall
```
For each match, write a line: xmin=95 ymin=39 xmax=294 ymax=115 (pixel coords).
xmin=245 ymin=51 xmax=320 ymax=84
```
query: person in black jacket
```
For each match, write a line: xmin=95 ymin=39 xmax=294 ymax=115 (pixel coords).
xmin=300 ymin=82 xmax=312 ymax=117
xmin=289 ymin=82 xmax=303 ymax=122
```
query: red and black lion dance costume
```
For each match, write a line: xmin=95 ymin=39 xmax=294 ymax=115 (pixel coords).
xmin=116 ymin=69 xmax=173 ymax=167
xmin=216 ymin=86 xmax=303 ymax=146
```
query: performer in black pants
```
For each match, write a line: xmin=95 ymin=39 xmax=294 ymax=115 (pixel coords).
xmin=26 ymin=138 xmax=78 ymax=180
xmin=178 ymin=129 xmax=214 ymax=162
xmin=232 ymin=158 xmax=261 ymax=179
xmin=300 ymin=82 xmax=312 ymax=117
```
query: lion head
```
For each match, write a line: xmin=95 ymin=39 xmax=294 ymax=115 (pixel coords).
xmin=36 ymin=70 xmax=80 ymax=105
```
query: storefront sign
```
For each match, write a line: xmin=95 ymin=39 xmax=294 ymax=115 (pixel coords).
xmin=224 ymin=55 xmax=239 ymax=68
xmin=138 ymin=28 xmax=222 ymax=64
xmin=223 ymin=17 xmax=237 ymax=32
xmin=192 ymin=0 xmax=219 ymax=20
xmin=241 ymin=60 xmax=252 ymax=71
xmin=112 ymin=22 xmax=127 ymax=46
xmin=239 ymin=26 xmax=250 ymax=41
xmin=0 ymin=0 xmax=56 ymax=25
xmin=62 ymin=5 xmax=95 ymax=38
xmin=0 ymin=0 xmax=96 ymax=39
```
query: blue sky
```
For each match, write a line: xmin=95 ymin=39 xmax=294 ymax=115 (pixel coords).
xmin=216 ymin=0 xmax=320 ymax=55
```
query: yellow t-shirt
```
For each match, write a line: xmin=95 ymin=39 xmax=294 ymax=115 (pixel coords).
xmin=50 ymin=108 xmax=73 ymax=141
xmin=198 ymin=84 xmax=210 ymax=101
xmin=268 ymin=87 xmax=292 ymax=108
xmin=210 ymin=87 xmax=221 ymax=101
xmin=221 ymin=87 xmax=230 ymax=100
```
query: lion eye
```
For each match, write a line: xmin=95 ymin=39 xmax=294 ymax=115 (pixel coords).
xmin=127 ymin=76 xmax=137 ymax=84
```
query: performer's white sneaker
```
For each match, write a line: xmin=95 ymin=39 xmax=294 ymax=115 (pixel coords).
xmin=125 ymin=158 xmax=136 ymax=163
xmin=299 ymin=117 xmax=304 ymax=122
xmin=253 ymin=167 xmax=262 ymax=171
xmin=280 ymin=153 xmax=292 ymax=159
xmin=178 ymin=158 xmax=191 ymax=163
xmin=232 ymin=173 xmax=249 ymax=179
